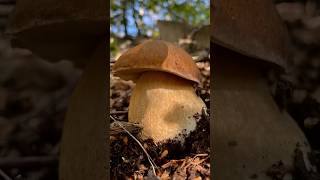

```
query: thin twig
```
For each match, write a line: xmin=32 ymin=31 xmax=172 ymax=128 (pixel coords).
xmin=193 ymin=153 xmax=209 ymax=158
xmin=0 ymin=169 xmax=12 ymax=180
xmin=185 ymin=156 xmax=209 ymax=169
xmin=110 ymin=111 xmax=128 ymax=115
xmin=110 ymin=121 xmax=142 ymax=135
xmin=110 ymin=115 xmax=158 ymax=176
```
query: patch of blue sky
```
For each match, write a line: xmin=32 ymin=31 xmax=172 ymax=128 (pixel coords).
xmin=111 ymin=0 xmax=209 ymax=37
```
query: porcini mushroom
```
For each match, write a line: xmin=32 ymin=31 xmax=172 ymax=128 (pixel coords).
xmin=6 ymin=1 xmax=108 ymax=180
xmin=113 ymin=40 xmax=206 ymax=143
xmin=212 ymin=0 xmax=311 ymax=179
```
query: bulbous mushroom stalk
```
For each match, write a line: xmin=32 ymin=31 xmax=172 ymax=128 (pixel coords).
xmin=113 ymin=40 xmax=206 ymax=143
xmin=211 ymin=0 xmax=312 ymax=178
xmin=129 ymin=71 xmax=205 ymax=142
xmin=213 ymin=46 xmax=311 ymax=180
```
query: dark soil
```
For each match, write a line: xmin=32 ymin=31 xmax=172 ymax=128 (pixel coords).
xmin=110 ymin=101 xmax=210 ymax=179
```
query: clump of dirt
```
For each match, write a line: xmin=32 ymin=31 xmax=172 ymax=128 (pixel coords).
xmin=266 ymin=161 xmax=290 ymax=180
xmin=184 ymin=110 xmax=210 ymax=155
xmin=110 ymin=109 xmax=210 ymax=179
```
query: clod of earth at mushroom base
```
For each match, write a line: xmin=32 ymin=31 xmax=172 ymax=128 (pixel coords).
xmin=113 ymin=39 xmax=206 ymax=143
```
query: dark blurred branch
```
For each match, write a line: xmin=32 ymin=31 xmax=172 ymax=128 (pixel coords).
xmin=131 ymin=0 xmax=141 ymax=36
xmin=0 ymin=0 xmax=15 ymax=5
xmin=110 ymin=110 xmax=127 ymax=115
xmin=0 ymin=4 xmax=14 ymax=17
xmin=0 ymin=0 xmax=14 ymax=31
xmin=0 ymin=156 xmax=58 ymax=169
xmin=121 ymin=0 xmax=128 ymax=38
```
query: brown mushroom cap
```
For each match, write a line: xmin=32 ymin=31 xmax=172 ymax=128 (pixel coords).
xmin=113 ymin=40 xmax=201 ymax=84
xmin=5 ymin=0 xmax=107 ymax=67
xmin=211 ymin=0 xmax=289 ymax=70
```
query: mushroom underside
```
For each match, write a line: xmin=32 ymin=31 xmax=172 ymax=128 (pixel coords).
xmin=8 ymin=20 xmax=105 ymax=67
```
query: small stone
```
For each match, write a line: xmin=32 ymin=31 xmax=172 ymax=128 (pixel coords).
xmin=276 ymin=2 xmax=305 ymax=23
xmin=304 ymin=117 xmax=319 ymax=129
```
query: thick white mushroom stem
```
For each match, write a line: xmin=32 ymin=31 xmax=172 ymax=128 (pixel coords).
xmin=129 ymin=71 xmax=206 ymax=143
xmin=213 ymin=59 xmax=311 ymax=180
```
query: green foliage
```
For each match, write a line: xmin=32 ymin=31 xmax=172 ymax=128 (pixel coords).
xmin=110 ymin=0 xmax=209 ymax=36
xmin=110 ymin=36 xmax=118 ymax=58
xmin=110 ymin=0 xmax=209 ymax=56
xmin=164 ymin=0 xmax=210 ymax=25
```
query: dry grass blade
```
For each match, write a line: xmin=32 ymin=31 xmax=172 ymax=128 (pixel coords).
xmin=110 ymin=115 xmax=158 ymax=176
xmin=110 ymin=121 xmax=142 ymax=136
xmin=110 ymin=110 xmax=128 ymax=115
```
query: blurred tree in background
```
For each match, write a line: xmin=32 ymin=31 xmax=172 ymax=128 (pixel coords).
xmin=110 ymin=0 xmax=209 ymax=56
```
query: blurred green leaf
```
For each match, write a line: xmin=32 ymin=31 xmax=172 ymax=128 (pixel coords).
xmin=110 ymin=0 xmax=209 ymax=56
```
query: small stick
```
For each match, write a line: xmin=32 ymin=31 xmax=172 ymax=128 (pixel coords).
xmin=0 ymin=156 xmax=58 ymax=169
xmin=110 ymin=121 xmax=142 ymax=135
xmin=110 ymin=111 xmax=128 ymax=115
xmin=185 ymin=156 xmax=209 ymax=169
xmin=193 ymin=153 xmax=209 ymax=158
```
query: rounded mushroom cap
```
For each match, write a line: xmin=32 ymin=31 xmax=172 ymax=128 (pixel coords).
xmin=211 ymin=0 xmax=289 ymax=70
xmin=6 ymin=0 xmax=107 ymax=67
xmin=113 ymin=40 xmax=201 ymax=84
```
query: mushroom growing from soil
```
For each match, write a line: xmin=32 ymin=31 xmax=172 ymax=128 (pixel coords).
xmin=113 ymin=40 xmax=206 ymax=143
xmin=212 ymin=0 xmax=311 ymax=179
xmin=6 ymin=1 xmax=108 ymax=180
